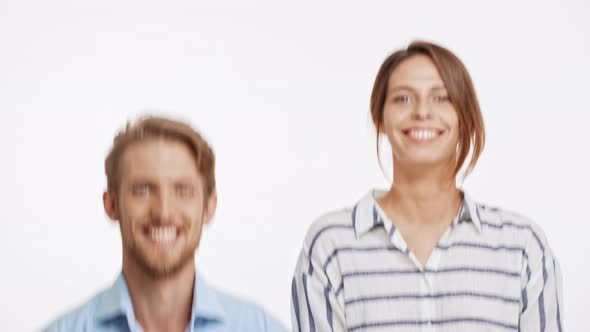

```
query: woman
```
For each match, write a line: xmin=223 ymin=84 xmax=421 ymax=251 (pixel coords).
xmin=291 ymin=41 xmax=563 ymax=332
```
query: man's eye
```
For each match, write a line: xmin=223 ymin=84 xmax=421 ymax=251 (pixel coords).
xmin=433 ymin=95 xmax=450 ymax=103
xmin=133 ymin=184 xmax=150 ymax=196
xmin=393 ymin=95 xmax=412 ymax=104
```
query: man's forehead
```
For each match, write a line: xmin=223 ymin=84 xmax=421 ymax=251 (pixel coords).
xmin=119 ymin=139 xmax=200 ymax=179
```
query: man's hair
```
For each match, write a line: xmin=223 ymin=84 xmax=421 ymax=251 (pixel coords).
xmin=370 ymin=41 xmax=485 ymax=177
xmin=105 ymin=116 xmax=216 ymax=198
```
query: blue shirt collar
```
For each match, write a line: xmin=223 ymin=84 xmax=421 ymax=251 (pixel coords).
xmin=191 ymin=273 xmax=226 ymax=325
xmin=94 ymin=271 xmax=227 ymax=330
xmin=94 ymin=274 xmax=137 ymax=329
xmin=353 ymin=189 xmax=482 ymax=238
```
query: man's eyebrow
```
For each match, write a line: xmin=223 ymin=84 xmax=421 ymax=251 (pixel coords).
xmin=127 ymin=177 xmax=154 ymax=185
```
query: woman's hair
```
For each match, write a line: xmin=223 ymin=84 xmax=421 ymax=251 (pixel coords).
xmin=370 ymin=41 xmax=485 ymax=177
xmin=105 ymin=116 xmax=216 ymax=199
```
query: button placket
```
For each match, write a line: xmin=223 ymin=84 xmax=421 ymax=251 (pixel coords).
xmin=425 ymin=247 xmax=441 ymax=332
xmin=419 ymin=274 xmax=431 ymax=332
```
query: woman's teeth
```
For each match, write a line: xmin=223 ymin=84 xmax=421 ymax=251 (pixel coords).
xmin=408 ymin=129 xmax=439 ymax=141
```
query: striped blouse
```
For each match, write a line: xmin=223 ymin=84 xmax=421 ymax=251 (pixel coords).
xmin=291 ymin=190 xmax=563 ymax=332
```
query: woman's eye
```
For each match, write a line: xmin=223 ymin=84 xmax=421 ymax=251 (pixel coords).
xmin=393 ymin=95 xmax=412 ymax=104
xmin=433 ymin=95 xmax=450 ymax=103
xmin=176 ymin=185 xmax=192 ymax=197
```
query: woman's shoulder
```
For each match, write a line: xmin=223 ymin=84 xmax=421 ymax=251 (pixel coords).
xmin=472 ymin=199 xmax=553 ymax=254
xmin=304 ymin=207 xmax=355 ymax=239
xmin=299 ymin=205 xmax=359 ymax=259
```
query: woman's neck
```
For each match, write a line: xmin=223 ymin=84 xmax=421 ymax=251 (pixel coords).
xmin=378 ymin=162 xmax=462 ymax=225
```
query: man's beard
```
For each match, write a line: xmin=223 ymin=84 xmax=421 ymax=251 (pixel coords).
xmin=124 ymin=222 xmax=203 ymax=279
xmin=130 ymin=242 xmax=198 ymax=278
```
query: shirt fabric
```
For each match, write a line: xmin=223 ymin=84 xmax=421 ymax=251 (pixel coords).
xmin=43 ymin=272 xmax=287 ymax=332
xmin=291 ymin=189 xmax=563 ymax=332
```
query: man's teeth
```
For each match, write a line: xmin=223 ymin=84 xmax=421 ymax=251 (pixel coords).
xmin=409 ymin=129 xmax=438 ymax=140
xmin=150 ymin=227 xmax=177 ymax=243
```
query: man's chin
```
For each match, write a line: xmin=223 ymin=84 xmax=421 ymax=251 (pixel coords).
xmin=130 ymin=249 xmax=196 ymax=279
xmin=141 ymin=263 xmax=183 ymax=278
xmin=139 ymin=257 xmax=194 ymax=278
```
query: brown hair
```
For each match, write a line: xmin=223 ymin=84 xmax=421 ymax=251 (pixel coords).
xmin=370 ymin=41 xmax=485 ymax=177
xmin=105 ymin=116 xmax=216 ymax=198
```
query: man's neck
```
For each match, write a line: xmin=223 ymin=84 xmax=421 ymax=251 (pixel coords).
xmin=122 ymin=259 xmax=195 ymax=332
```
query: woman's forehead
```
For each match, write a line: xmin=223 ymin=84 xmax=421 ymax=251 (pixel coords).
xmin=388 ymin=55 xmax=444 ymax=88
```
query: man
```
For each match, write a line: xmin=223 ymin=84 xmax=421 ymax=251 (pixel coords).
xmin=44 ymin=116 xmax=286 ymax=332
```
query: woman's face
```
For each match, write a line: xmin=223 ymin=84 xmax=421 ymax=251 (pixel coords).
xmin=382 ymin=54 xmax=460 ymax=172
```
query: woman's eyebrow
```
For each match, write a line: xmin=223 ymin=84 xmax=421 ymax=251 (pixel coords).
xmin=430 ymin=85 xmax=447 ymax=91
xmin=388 ymin=85 xmax=415 ymax=94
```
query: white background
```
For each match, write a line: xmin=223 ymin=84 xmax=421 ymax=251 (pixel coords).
xmin=1 ymin=0 xmax=588 ymax=330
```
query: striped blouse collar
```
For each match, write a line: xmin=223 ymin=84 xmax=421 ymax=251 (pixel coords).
xmin=353 ymin=189 xmax=482 ymax=239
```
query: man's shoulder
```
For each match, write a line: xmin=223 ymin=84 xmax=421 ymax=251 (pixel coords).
xmin=41 ymin=290 xmax=106 ymax=332
xmin=209 ymin=285 xmax=287 ymax=332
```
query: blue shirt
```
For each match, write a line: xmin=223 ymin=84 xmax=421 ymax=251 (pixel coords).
xmin=43 ymin=272 xmax=287 ymax=332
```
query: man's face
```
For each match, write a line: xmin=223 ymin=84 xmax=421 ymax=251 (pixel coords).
xmin=104 ymin=138 xmax=215 ymax=278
